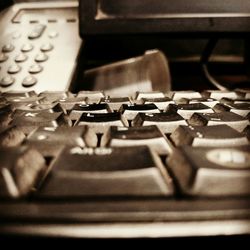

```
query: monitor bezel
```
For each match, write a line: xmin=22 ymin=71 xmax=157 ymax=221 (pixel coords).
xmin=79 ymin=0 xmax=250 ymax=37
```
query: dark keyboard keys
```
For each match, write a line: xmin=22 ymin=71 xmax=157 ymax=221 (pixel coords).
xmin=220 ymin=97 xmax=250 ymax=104
xmin=76 ymin=112 xmax=129 ymax=133
xmin=189 ymin=112 xmax=249 ymax=132
xmin=99 ymin=96 xmax=132 ymax=110
xmin=170 ymin=125 xmax=249 ymax=147
xmin=202 ymin=90 xmax=239 ymax=100
xmin=167 ymin=103 xmax=213 ymax=119
xmin=141 ymin=97 xmax=174 ymax=110
xmin=69 ymin=103 xmax=112 ymax=121
xmin=167 ymin=145 xmax=250 ymax=196
xmin=38 ymin=146 xmax=174 ymax=197
xmin=184 ymin=98 xmax=219 ymax=108
xmin=213 ymin=103 xmax=250 ymax=117
xmin=132 ymin=112 xmax=188 ymax=134
xmin=101 ymin=125 xmax=173 ymax=155
xmin=119 ymin=103 xmax=160 ymax=120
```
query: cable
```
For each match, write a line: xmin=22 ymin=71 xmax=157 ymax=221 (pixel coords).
xmin=200 ymin=38 xmax=228 ymax=91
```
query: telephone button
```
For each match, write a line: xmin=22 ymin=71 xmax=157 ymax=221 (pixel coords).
xmin=0 ymin=53 xmax=8 ymax=63
xmin=2 ymin=44 xmax=15 ymax=53
xmin=28 ymin=24 xmax=46 ymax=39
xmin=8 ymin=65 xmax=21 ymax=74
xmin=0 ymin=76 xmax=15 ymax=87
xmin=21 ymin=44 xmax=34 ymax=52
xmin=35 ymin=53 xmax=48 ymax=62
xmin=48 ymin=31 xmax=58 ymax=38
xmin=15 ymin=53 xmax=28 ymax=63
xmin=22 ymin=76 xmax=37 ymax=87
xmin=29 ymin=64 xmax=43 ymax=74
xmin=40 ymin=43 xmax=53 ymax=52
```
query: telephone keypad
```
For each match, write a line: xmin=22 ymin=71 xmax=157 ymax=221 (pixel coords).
xmin=0 ymin=2 xmax=81 ymax=92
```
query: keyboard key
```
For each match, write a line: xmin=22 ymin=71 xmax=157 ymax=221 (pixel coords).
xmin=167 ymin=145 xmax=250 ymax=196
xmin=235 ymin=88 xmax=250 ymax=99
xmin=135 ymin=91 xmax=165 ymax=100
xmin=119 ymin=103 xmax=160 ymax=120
xmin=38 ymin=146 xmax=174 ymax=197
xmin=132 ymin=112 xmax=188 ymax=134
xmin=16 ymin=102 xmax=65 ymax=114
xmin=7 ymin=96 xmax=47 ymax=108
xmin=38 ymin=91 xmax=74 ymax=102
xmin=11 ymin=111 xmax=72 ymax=134
xmin=141 ymin=97 xmax=174 ymax=110
xmin=77 ymin=90 xmax=105 ymax=103
xmin=170 ymin=125 xmax=249 ymax=147
xmin=189 ymin=112 xmax=249 ymax=132
xmin=0 ymin=126 xmax=26 ymax=147
xmin=69 ymin=103 xmax=112 ymax=121
xmin=57 ymin=96 xmax=87 ymax=111
xmin=167 ymin=103 xmax=213 ymax=119
xmin=1 ymin=91 xmax=36 ymax=98
xmin=220 ymin=97 xmax=250 ymax=105
xmin=213 ymin=103 xmax=250 ymax=117
xmin=26 ymin=126 xmax=97 ymax=156
xmin=99 ymin=96 xmax=132 ymax=110
xmin=202 ymin=90 xmax=239 ymax=100
xmin=0 ymin=104 xmax=13 ymax=127
xmin=170 ymin=91 xmax=202 ymax=100
xmin=76 ymin=112 xmax=128 ymax=133
xmin=0 ymin=146 xmax=46 ymax=198
xmin=101 ymin=125 xmax=173 ymax=155
xmin=184 ymin=97 xmax=219 ymax=107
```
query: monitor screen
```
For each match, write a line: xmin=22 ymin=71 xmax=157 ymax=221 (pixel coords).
xmin=79 ymin=0 xmax=250 ymax=36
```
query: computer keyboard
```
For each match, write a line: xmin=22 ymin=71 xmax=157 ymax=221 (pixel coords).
xmin=0 ymin=89 xmax=250 ymax=238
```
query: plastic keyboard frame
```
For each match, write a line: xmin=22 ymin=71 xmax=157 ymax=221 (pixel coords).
xmin=1 ymin=198 xmax=250 ymax=237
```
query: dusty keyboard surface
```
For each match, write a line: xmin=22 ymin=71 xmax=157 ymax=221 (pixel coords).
xmin=0 ymin=89 xmax=250 ymax=238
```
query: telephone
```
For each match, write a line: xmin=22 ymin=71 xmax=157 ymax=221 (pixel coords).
xmin=0 ymin=1 xmax=82 ymax=92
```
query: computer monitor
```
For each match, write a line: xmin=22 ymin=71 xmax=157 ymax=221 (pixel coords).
xmin=79 ymin=0 xmax=250 ymax=36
